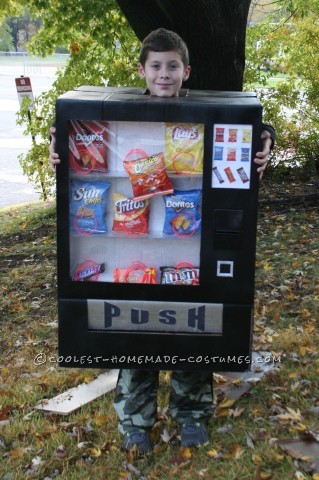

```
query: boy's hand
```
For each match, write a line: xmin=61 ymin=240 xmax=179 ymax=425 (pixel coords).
xmin=49 ymin=126 xmax=60 ymax=172
xmin=254 ymin=130 xmax=272 ymax=180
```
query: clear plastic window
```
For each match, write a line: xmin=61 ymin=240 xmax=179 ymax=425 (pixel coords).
xmin=68 ymin=121 xmax=204 ymax=285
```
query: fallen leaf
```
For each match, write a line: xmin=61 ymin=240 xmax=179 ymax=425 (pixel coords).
xmin=8 ymin=447 xmax=26 ymax=458
xmin=207 ymin=448 xmax=219 ymax=458
xmin=161 ymin=427 xmax=172 ymax=444
xmin=217 ymin=424 xmax=233 ymax=434
xmin=94 ymin=415 xmax=109 ymax=426
xmin=229 ymin=406 xmax=245 ymax=418
xmin=219 ymin=398 xmax=236 ymax=409
xmin=86 ymin=447 xmax=101 ymax=458
xmin=286 ymin=407 xmax=302 ymax=420
xmin=246 ymin=436 xmax=255 ymax=449
xmin=55 ymin=444 xmax=68 ymax=459
xmin=213 ymin=373 xmax=227 ymax=384
xmin=224 ymin=444 xmax=244 ymax=459
xmin=180 ymin=447 xmax=192 ymax=460
xmin=0 ymin=407 xmax=11 ymax=421
xmin=295 ymin=472 xmax=306 ymax=479
xmin=252 ymin=454 xmax=263 ymax=464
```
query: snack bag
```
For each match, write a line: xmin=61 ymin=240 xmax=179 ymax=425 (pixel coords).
xmin=113 ymin=262 xmax=156 ymax=284
xmin=242 ymin=127 xmax=252 ymax=143
xmin=163 ymin=189 xmax=202 ymax=236
xmin=215 ymin=127 xmax=225 ymax=143
xmin=69 ymin=120 xmax=108 ymax=173
xmin=165 ymin=123 xmax=204 ymax=175
xmin=124 ymin=152 xmax=173 ymax=200
xmin=112 ymin=193 xmax=150 ymax=235
xmin=228 ymin=128 xmax=238 ymax=142
xmin=72 ymin=260 xmax=106 ymax=281
xmin=70 ymin=180 xmax=110 ymax=235
xmin=160 ymin=263 xmax=199 ymax=285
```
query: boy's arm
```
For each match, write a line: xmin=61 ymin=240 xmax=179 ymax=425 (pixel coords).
xmin=262 ymin=123 xmax=276 ymax=149
xmin=49 ymin=126 xmax=60 ymax=173
xmin=254 ymin=123 xmax=276 ymax=180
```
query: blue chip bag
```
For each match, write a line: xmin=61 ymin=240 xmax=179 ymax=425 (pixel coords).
xmin=163 ymin=189 xmax=202 ymax=236
xmin=70 ymin=180 xmax=110 ymax=235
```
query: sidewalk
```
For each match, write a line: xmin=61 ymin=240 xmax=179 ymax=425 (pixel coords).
xmin=0 ymin=52 xmax=68 ymax=78
xmin=0 ymin=60 xmax=59 ymax=208
xmin=0 ymin=65 xmax=58 ymax=78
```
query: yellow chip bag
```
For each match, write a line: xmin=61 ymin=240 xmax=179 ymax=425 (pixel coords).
xmin=165 ymin=123 xmax=204 ymax=175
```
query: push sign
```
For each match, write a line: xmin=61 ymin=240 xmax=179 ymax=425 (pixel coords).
xmin=15 ymin=76 xmax=34 ymax=109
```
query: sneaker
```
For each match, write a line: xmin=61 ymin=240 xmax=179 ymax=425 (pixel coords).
xmin=181 ymin=420 xmax=209 ymax=447
xmin=122 ymin=428 xmax=152 ymax=453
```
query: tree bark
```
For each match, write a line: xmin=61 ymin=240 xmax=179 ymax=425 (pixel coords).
xmin=116 ymin=0 xmax=252 ymax=91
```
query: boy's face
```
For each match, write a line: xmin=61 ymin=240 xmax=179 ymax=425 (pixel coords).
xmin=138 ymin=50 xmax=191 ymax=97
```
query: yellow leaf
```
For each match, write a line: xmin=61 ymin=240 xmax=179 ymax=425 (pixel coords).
xmin=263 ymin=263 xmax=274 ymax=271
xmin=272 ymin=453 xmax=284 ymax=462
xmin=286 ymin=407 xmax=302 ymax=421
xmin=94 ymin=415 xmax=109 ymax=426
xmin=252 ymin=454 xmax=263 ymax=464
xmin=312 ymin=474 xmax=319 ymax=480
xmin=180 ymin=447 xmax=192 ymax=460
xmin=293 ymin=423 xmax=308 ymax=432
xmin=216 ymin=408 xmax=230 ymax=418
xmin=301 ymin=309 xmax=312 ymax=319
xmin=87 ymin=447 xmax=101 ymax=458
xmin=224 ymin=444 xmax=244 ymax=459
xmin=219 ymin=398 xmax=236 ymax=409
xmin=207 ymin=448 xmax=219 ymax=458
xmin=261 ymin=472 xmax=272 ymax=480
xmin=286 ymin=293 xmax=296 ymax=300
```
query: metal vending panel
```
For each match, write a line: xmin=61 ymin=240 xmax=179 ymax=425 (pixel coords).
xmin=56 ymin=87 xmax=262 ymax=371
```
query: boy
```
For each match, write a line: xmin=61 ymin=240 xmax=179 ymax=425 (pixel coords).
xmin=49 ymin=28 xmax=275 ymax=453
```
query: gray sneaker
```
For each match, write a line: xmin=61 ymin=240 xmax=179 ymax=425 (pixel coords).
xmin=122 ymin=428 xmax=152 ymax=453
xmin=181 ymin=420 xmax=209 ymax=447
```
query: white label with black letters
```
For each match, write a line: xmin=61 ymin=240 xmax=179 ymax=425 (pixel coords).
xmin=87 ymin=299 xmax=223 ymax=334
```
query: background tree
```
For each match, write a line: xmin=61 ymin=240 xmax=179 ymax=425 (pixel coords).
xmin=245 ymin=0 xmax=319 ymax=177
xmin=0 ymin=19 xmax=14 ymax=51
xmin=115 ymin=0 xmax=252 ymax=91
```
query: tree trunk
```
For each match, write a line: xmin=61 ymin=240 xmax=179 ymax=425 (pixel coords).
xmin=116 ymin=0 xmax=252 ymax=91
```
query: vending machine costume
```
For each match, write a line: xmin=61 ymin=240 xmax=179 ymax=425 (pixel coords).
xmin=56 ymin=86 xmax=262 ymax=372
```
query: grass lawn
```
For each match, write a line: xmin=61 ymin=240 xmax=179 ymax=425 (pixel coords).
xmin=0 ymin=180 xmax=318 ymax=480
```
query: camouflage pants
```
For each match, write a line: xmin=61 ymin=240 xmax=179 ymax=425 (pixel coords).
xmin=114 ymin=369 xmax=213 ymax=434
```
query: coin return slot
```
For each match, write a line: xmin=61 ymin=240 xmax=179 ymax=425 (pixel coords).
xmin=217 ymin=260 xmax=234 ymax=277
xmin=213 ymin=210 xmax=244 ymax=250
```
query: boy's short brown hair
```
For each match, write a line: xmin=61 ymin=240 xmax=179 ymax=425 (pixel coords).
xmin=139 ymin=28 xmax=189 ymax=68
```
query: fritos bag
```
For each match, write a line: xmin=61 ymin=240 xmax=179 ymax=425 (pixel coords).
xmin=112 ymin=193 xmax=150 ymax=235
xmin=124 ymin=152 xmax=173 ymax=200
xmin=165 ymin=123 xmax=204 ymax=175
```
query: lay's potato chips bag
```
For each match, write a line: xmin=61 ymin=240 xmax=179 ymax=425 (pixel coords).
xmin=165 ymin=123 xmax=204 ymax=175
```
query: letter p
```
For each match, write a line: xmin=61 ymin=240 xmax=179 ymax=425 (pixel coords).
xmin=104 ymin=302 xmax=121 ymax=327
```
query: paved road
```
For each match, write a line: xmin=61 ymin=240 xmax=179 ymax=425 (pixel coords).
xmin=0 ymin=66 xmax=56 ymax=209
